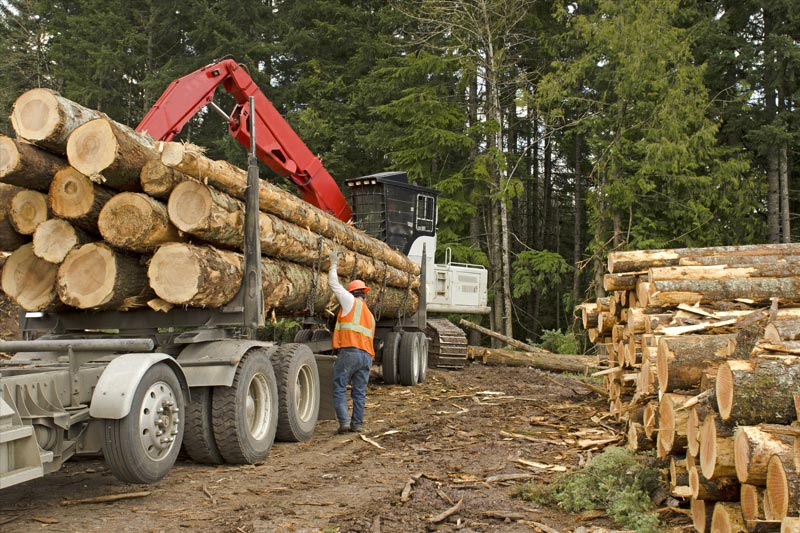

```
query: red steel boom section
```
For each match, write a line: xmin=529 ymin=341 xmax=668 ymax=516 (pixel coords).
xmin=136 ymin=59 xmax=353 ymax=222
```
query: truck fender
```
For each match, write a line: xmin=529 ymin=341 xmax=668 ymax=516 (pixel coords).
xmin=176 ymin=340 xmax=278 ymax=388
xmin=89 ymin=353 xmax=188 ymax=420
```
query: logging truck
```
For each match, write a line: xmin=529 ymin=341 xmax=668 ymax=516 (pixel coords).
xmin=0 ymin=59 xmax=488 ymax=489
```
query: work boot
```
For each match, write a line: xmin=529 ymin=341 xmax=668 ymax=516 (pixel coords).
xmin=337 ymin=424 xmax=350 ymax=435
xmin=350 ymin=423 xmax=362 ymax=433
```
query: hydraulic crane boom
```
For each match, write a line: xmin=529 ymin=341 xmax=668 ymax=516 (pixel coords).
xmin=136 ymin=59 xmax=352 ymax=222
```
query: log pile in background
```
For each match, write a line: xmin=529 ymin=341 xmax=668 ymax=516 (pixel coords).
xmin=0 ymin=88 xmax=420 ymax=320
xmin=576 ymin=244 xmax=800 ymax=533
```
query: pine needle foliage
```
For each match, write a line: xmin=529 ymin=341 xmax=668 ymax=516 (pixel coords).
xmin=518 ymin=447 xmax=663 ymax=533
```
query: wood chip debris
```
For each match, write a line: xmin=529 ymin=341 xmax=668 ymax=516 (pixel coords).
xmin=513 ymin=458 xmax=568 ymax=473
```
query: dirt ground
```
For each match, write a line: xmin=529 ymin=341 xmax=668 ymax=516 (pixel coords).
xmin=0 ymin=293 xmax=690 ymax=533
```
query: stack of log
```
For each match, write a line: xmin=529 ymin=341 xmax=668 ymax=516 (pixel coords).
xmin=576 ymin=245 xmax=800 ymax=533
xmin=0 ymin=88 xmax=420 ymax=319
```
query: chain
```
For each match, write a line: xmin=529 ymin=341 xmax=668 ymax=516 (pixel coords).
xmin=306 ymin=235 xmax=324 ymax=317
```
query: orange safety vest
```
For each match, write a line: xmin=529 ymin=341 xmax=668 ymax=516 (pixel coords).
xmin=333 ymin=298 xmax=375 ymax=358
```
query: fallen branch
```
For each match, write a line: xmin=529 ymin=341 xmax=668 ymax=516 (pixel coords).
xmin=360 ymin=434 xmax=385 ymax=450
xmin=61 ymin=491 xmax=151 ymax=506
xmin=428 ymin=496 xmax=464 ymax=523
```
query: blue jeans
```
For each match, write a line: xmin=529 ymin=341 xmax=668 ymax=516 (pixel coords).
xmin=332 ymin=347 xmax=373 ymax=427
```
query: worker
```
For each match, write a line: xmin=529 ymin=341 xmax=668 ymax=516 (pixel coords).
xmin=328 ymin=250 xmax=376 ymax=434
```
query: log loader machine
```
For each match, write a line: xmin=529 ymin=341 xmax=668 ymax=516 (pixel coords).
xmin=0 ymin=58 xmax=488 ymax=490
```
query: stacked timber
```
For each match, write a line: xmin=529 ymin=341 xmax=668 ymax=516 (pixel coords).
xmin=575 ymin=244 xmax=800 ymax=533
xmin=0 ymin=88 xmax=420 ymax=319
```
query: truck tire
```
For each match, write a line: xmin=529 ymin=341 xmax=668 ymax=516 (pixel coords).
xmin=415 ymin=332 xmax=428 ymax=384
xmin=398 ymin=332 xmax=420 ymax=386
xmin=271 ymin=343 xmax=320 ymax=442
xmin=293 ymin=329 xmax=313 ymax=343
xmin=182 ymin=387 xmax=224 ymax=464
xmin=382 ymin=332 xmax=401 ymax=385
xmin=211 ymin=348 xmax=278 ymax=464
xmin=102 ymin=362 xmax=185 ymax=484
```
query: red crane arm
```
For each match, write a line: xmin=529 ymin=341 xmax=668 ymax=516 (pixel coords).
xmin=136 ymin=59 xmax=352 ymax=222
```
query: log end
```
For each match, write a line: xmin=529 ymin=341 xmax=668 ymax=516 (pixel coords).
xmin=49 ymin=167 xmax=96 ymax=219
xmin=33 ymin=218 xmax=80 ymax=264
xmin=10 ymin=88 xmax=61 ymax=143
xmin=66 ymin=118 xmax=117 ymax=177
xmin=57 ymin=242 xmax=117 ymax=309
xmin=10 ymin=190 xmax=48 ymax=234
xmin=734 ymin=427 xmax=751 ymax=484
xmin=1 ymin=243 xmax=58 ymax=310
xmin=765 ymin=455 xmax=789 ymax=520
xmin=160 ymin=141 xmax=186 ymax=168
xmin=691 ymin=497 xmax=712 ymax=533
xmin=167 ymin=180 xmax=212 ymax=231
xmin=99 ymin=192 xmax=176 ymax=251
xmin=716 ymin=362 xmax=734 ymax=421
xmin=0 ymin=136 xmax=21 ymax=178
xmin=739 ymin=484 xmax=761 ymax=521
xmin=148 ymin=243 xmax=202 ymax=304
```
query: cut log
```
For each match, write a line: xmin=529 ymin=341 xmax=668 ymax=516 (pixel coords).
xmin=464 ymin=346 xmax=596 ymax=373
xmin=0 ymin=184 xmax=29 ymax=252
xmin=10 ymin=88 xmax=106 ymax=154
xmin=66 ymin=117 xmax=158 ymax=191
xmin=711 ymin=502 xmax=747 ymax=533
xmin=9 ymin=189 xmax=48 ymax=235
xmin=692 ymin=497 xmax=714 ymax=533
xmin=603 ymin=272 xmax=640 ymax=291
xmin=139 ymin=159 xmax=194 ymax=200
xmin=608 ymin=243 xmax=800 ymax=273
xmin=657 ymin=393 xmax=692 ymax=457
xmin=745 ymin=520 xmax=784 ymax=533
xmin=1 ymin=243 xmax=61 ymax=311
xmin=459 ymin=319 xmax=547 ymax=354
xmin=98 ymin=192 xmax=183 ymax=253
xmin=643 ymin=401 xmax=659 ymax=440
xmin=700 ymin=413 xmax=737 ymax=480
xmin=717 ymin=357 xmax=800 ymax=425
xmin=741 ymin=484 xmax=765 ymax=521
xmin=688 ymin=464 xmax=740 ymax=501
xmin=580 ymin=302 xmax=598 ymax=329
xmin=56 ymin=243 xmax=153 ymax=310
xmin=782 ymin=517 xmax=800 ymax=533
xmin=627 ymin=421 xmax=653 ymax=452
xmin=648 ymin=264 xmax=800 ymax=306
xmin=688 ymin=398 xmax=717 ymax=458
xmin=32 ymin=218 xmax=92 ymax=264
xmin=765 ymin=455 xmax=800 ymax=520
xmin=734 ymin=426 xmax=795 ymax=485
xmin=160 ymin=142 xmax=417 ymax=275
xmin=0 ymin=136 xmax=65 ymax=191
xmin=48 ymin=166 xmax=115 ymax=232
xmin=670 ymin=456 xmax=690 ymax=488
xmin=167 ymin=180 xmax=417 ymax=289
xmin=147 ymin=242 xmax=417 ymax=318
xmin=656 ymin=334 xmax=738 ymax=393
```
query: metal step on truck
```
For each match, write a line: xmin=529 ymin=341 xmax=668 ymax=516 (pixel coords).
xmin=1 ymin=59 xmax=489 ymax=490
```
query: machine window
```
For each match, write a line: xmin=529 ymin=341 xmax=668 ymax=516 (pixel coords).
xmin=416 ymin=194 xmax=435 ymax=232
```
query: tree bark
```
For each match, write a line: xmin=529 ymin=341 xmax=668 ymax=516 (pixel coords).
xmin=716 ymin=357 xmax=800 ymax=425
xmin=10 ymin=88 xmax=105 ymax=154
xmin=48 ymin=166 xmax=115 ymax=233
xmin=688 ymin=465 xmax=740 ymax=501
xmin=734 ymin=426 xmax=795 ymax=485
xmin=688 ymin=399 xmax=717 ymax=458
xmin=66 ymin=117 xmax=158 ymax=191
xmin=0 ymin=136 xmax=65 ymax=191
xmin=159 ymin=142 xmax=418 ymax=276
xmin=139 ymin=159 xmax=194 ymax=200
xmin=711 ymin=502 xmax=747 ymax=533
xmin=148 ymin=243 xmax=417 ymax=318
xmin=56 ymin=242 xmax=153 ymax=310
xmin=167 ymin=181 xmax=417 ymax=290
xmin=1 ymin=243 xmax=61 ymax=311
xmin=465 ymin=346 xmax=596 ymax=373
xmin=9 ymin=189 xmax=48 ymax=235
xmin=656 ymin=334 xmax=738 ymax=393
xmin=608 ymin=243 xmax=800 ymax=273
xmin=0 ymin=184 xmax=30 ymax=252
xmin=459 ymin=318 xmax=551 ymax=355
xmin=765 ymin=454 xmax=800 ymax=520
xmin=98 ymin=192 xmax=183 ymax=253
xmin=32 ymin=218 xmax=92 ymax=264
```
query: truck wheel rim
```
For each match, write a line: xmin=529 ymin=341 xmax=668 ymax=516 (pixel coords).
xmin=245 ymin=373 xmax=271 ymax=440
xmin=139 ymin=380 xmax=180 ymax=461
xmin=295 ymin=364 xmax=316 ymax=422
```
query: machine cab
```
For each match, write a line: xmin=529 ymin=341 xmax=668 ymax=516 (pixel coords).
xmin=346 ymin=172 xmax=489 ymax=315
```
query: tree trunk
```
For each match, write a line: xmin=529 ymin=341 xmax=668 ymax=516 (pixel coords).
xmin=627 ymin=421 xmax=654 ymax=452
xmin=459 ymin=318 xmax=549 ymax=354
xmin=700 ymin=413 xmax=737 ymax=480
xmin=688 ymin=464 xmax=740 ymax=501
xmin=465 ymin=346 xmax=596 ymax=373
xmin=656 ymin=334 xmax=738 ymax=393
xmin=608 ymin=243 xmax=800 ymax=273
xmin=0 ymin=136 xmax=65 ymax=191
xmin=691 ymin=497 xmax=714 ymax=533
xmin=32 ymin=218 xmax=92 ymax=264
xmin=717 ymin=357 xmax=800 ymax=425
xmin=166 ymin=181 xmax=417 ymax=289
xmin=10 ymin=88 xmax=105 ymax=154
xmin=765 ymin=454 xmax=800 ymax=520
xmin=740 ymin=484 xmax=765 ymax=521
xmin=0 ymin=184 xmax=30 ymax=252
xmin=66 ymin=117 xmax=158 ymax=191
xmin=148 ymin=243 xmax=417 ymax=318
xmin=734 ymin=426 xmax=795 ymax=485
xmin=159 ymin=142 xmax=417 ymax=276
xmin=688 ymin=399 xmax=717 ymax=458
xmin=9 ymin=189 xmax=48 ymax=235
xmin=48 ymin=166 xmax=115 ymax=233
xmin=56 ymin=242 xmax=153 ymax=310
xmin=711 ymin=502 xmax=747 ymax=533
xmin=657 ymin=393 xmax=692 ymax=457
xmin=1 ymin=243 xmax=61 ymax=311
xmin=98 ymin=192 xmax=183 ymax=253
xmin=139 ymin=159 xmax=194 ymax=200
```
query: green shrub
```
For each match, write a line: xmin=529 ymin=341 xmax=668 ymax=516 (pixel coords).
xmin=537 ymin=328 xmax=581 ymax=354
xmin=518 ymin=447 xmax=663 ymax=533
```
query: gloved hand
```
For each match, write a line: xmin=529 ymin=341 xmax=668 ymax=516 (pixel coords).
xmin=329 ymin=250 xmax=338 ymax=269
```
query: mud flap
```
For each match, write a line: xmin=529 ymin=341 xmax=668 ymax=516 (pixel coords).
xmin=314 ymin=354 xmax=336 ymax=421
